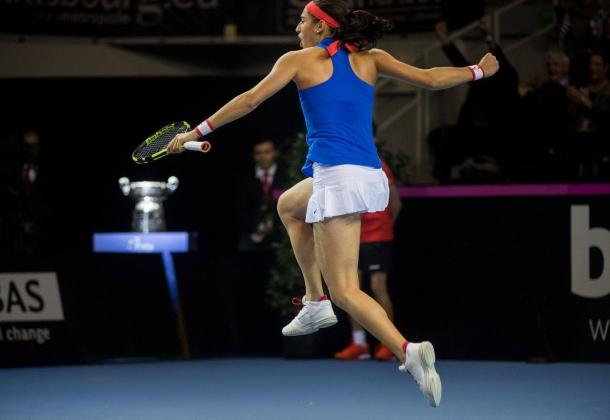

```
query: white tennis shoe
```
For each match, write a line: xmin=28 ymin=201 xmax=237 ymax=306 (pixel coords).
xmin=399 ymin=341 xmax=442 ymax=407
xmin=282 ymin=296 xmax=338 ymax=336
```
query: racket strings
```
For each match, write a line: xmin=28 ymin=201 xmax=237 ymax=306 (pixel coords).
xmin=132 ymin=121 xmax=190 ymax=163
xmin=134 ymin=124 xmax=186 ymax=159
xmin=134 ymin=132 xmax=174 ymax=158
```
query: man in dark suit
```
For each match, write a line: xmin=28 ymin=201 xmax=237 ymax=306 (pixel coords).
xmin=237 ymin=138 xmax=284 ymax=251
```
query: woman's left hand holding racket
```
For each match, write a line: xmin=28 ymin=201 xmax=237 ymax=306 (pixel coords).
xmin=168 ymin=129 xmax=212 ymax=155
xmin=131 ymin=121 xmax=212 ymax=164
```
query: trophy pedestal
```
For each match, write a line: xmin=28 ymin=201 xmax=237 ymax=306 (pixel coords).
xmin=93 ymin=231 xmax=195 ymax=359
xmin=103 ymin=176 xmax=191 ymax=358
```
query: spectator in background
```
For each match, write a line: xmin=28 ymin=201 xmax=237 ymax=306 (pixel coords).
xmin=335 ymin=128 xmax=402 ymax=361
xmin=593 ymin=15 xmax=610 ymax=54
xmin=232 ymin=138 xmax=285 ymax=355
xmin=540 ymin=51 xmax=572 ymax=87
xmin=523 ymin=51 xmax=570 ymax=90
xmin=566 ymin=50 xmax=610 ymax=177
xmin=429 ymin=20 xmax=520 ymax=183
xmin=521 ymin=51 xmax=572 ymax=181
xmin=18 ymin=131 xmax=46 ymax=252
xmin=0 ymin=134 xmax=17 ymax=253
xmin=237 ymin=138 xmax=284 ymax=251
xmin=567 ymin=51 xmax=610 ymax=133
xmin=1 ymin=130 xmax=49 ymax=253
xmin=559 ymin=0 xmax=608 ymax=86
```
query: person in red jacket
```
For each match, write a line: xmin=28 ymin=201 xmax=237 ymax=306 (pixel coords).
xmin=335 ymin=153 xmax=402 ymax=361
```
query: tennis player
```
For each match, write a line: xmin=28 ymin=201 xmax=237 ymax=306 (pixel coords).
xmin=168 ymin=0 xmax=499 ymax=407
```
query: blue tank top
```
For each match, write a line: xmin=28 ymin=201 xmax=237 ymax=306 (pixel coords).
xmin=298 ymin=37 xmax=381 ymax=177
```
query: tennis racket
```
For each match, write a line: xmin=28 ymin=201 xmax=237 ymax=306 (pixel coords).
xmin=132 ymin=121 xmax=211 ymax=164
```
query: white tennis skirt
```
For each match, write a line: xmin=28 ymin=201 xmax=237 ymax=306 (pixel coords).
xmin=305 ymin=163 xmax=389 ymax=224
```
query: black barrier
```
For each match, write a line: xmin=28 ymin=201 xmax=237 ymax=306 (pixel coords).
xmin=2 ymin=191 xmax=609 ymax=366
xmin=390 ymin=192 xmax=610 ymax=363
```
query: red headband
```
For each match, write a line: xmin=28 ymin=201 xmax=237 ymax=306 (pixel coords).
xmin=305 ymin=1 xmax=340 ymax=29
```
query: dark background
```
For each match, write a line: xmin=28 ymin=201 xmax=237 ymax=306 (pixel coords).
xmin=1 ymin=77 xmax=305 ymax=253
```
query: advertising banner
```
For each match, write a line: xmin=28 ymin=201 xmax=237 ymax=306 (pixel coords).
xmin=0 ymin=272 xmax=69 ymax=364
xmin=567 ymin=204 xmax=610 ymax=360
xmin=0 ymin=0 xmax=442 ymax=36
xmin=0 ymin=0 xmax=227 ymax=36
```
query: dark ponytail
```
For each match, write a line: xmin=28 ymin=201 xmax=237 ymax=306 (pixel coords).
xmin=339 ymin=10 xmax=394 ymax=51
xmin=313 ymin=0 xmax=393 ymax=51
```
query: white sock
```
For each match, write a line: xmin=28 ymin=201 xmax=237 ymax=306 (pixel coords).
xmin=352 ymin=330 xmax=367 ymax=346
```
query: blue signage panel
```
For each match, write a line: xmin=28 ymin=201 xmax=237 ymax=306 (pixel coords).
xmin=93 ymin=232 xmax=189 ymax=254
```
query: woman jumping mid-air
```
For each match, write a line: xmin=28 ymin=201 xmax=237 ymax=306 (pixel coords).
xmin=168 ymin=0 xmax=499 ymax=407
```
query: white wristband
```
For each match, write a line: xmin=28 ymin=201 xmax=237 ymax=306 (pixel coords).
xmin=195 ymin=119 xmax=214 ymax=137
xmin=468 ymin=65 xmax=485 ymax=81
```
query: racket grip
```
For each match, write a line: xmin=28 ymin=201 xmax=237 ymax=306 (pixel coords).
xmin=184 ymin=141 xmax=211 ymax=153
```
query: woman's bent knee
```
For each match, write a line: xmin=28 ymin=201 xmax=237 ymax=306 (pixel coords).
xmin=277 ymin=193 xmax=291 ymax=221
xmin=277 ymin=179 xmax=312 ymax=222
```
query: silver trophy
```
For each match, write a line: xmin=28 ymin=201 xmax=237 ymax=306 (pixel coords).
xmin=118 ymin=176 xmax=179 ymax=233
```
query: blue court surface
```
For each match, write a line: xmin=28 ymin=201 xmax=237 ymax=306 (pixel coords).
xmin=1 ymin=358 xmax=609 ymax=420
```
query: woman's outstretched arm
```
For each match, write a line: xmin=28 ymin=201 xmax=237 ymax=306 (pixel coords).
xmin=371 ymin=48 xmax=499 ymax=91
xmin=167 ymin=51 xmax=300 ymax=153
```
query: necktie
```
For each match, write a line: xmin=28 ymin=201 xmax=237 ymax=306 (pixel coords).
xmin=262 ymin=170 xmax=271 ymax=196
